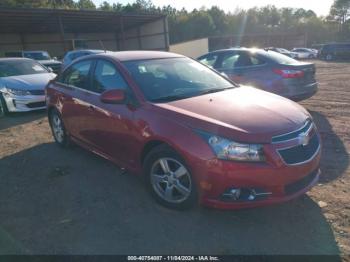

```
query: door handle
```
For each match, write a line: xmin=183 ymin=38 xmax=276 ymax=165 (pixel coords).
xmin=88 ymin=105 xmax=95 ymax=111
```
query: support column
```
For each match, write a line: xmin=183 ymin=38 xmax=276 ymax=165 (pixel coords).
xmin=162 ymin=16 xmax=169 ymax=51
xmin=137 ymin=27 xmax=142 ymax=50
xmin=58 ymin=15 xmax=67 ymax=52
xmin=19 ymin=34 xmax=26 ymax=50
xmin=120 ymin=16 xmax=125 ymax=51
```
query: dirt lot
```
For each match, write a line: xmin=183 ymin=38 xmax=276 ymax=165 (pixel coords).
xmin=0 ymin=60 xmax=349 ymax=259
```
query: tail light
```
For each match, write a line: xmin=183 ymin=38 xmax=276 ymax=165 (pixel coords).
xmin=273 ymin=69 xmax=305 ymax=78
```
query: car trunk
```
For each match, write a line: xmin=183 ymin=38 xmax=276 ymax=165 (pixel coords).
xmin=278 ymin=63 xmax=316 ymax=86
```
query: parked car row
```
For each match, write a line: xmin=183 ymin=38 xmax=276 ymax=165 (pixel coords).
xmin=268 ymin=43 xmax=350 ymax=61
xmin=264 ymin=47 xmax=318 ymax=59
xmin=0 ymin=49 xmax=322 ymax=211
xmin=264 ymin=47 xmax=299 ymax=59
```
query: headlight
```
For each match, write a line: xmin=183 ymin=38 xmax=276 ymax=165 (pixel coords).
xmin=196 ymin=130 xmax=265 ymax=162
xmin=0 ymin=87 xmax=31 ymax=96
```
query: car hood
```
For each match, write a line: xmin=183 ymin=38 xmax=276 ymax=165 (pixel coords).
xmin=153 ymin=86 xmax=310 ymax=143
xmin=0 ymin=73 xmax=56 ymax=90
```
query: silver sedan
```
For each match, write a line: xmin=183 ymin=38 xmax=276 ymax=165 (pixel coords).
xmin=0 ymin=58 xmax=56 ymax=117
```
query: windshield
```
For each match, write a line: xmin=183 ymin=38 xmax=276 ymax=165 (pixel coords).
xmin=123 ymin=57 xmax=235 ymax=102
xmin=0 ymin=60 xmax=48 ymax=77
xmin=24 ymin=51 xmax=51 ymax=60
xmin=265 ymin=51 xmax=298 ymax=65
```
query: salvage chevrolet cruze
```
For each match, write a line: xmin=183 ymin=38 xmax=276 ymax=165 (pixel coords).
xmin=46 ymin=51 xmax=321 ymax=209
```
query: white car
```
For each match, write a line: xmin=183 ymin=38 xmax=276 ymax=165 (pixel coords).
xmin=291 ymin=48 xmax=318 ymax=59
xmin=5 ymin=50 xmax=62 ymax=73
xmin=0 ymin=58 xmax=56 ymax=117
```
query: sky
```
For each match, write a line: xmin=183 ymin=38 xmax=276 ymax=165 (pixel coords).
xmin=92 ymin=0 xmax=334 ymax=16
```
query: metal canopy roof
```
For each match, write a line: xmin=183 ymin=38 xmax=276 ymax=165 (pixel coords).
xmin=0 ymin=8 xmax=166 ymax=34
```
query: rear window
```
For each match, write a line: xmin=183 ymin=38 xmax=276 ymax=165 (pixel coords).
xmin=265 ymin=51 xmax=298 ymax=65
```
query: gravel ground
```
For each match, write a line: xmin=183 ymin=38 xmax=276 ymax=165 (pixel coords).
xmin=0 ymin=60 xmax=348 ymax=260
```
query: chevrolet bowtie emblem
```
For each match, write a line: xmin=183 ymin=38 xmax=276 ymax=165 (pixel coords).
xmin=298 ymin=132 xmax=310 ymax=146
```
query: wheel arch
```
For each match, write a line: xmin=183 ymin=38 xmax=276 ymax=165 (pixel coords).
xmin=140 ymin=140 xmax=169 ymax=166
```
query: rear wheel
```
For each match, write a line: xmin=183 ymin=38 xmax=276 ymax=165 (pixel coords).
xmin=325 ymin=54 xmax=333 ymax=61
xmin=0 ymin=94 xmax=8 ymax=118
xmin=49 ymin=109 xmax=70 ymax=147
xmin=144 ymin=145 xmax=198 ymax=210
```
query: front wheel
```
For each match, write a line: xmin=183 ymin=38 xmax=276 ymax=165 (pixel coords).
xmin=49 ymin=109 xmax=70 ymax=147
xmin=144 ymin=145 xmax=198 ymax=210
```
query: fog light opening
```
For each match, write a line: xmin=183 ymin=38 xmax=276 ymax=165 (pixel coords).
xmin=222 ymin=188 xmax=241 ymax=200
xmin=221 ymin=187 xmax=271 ymax=202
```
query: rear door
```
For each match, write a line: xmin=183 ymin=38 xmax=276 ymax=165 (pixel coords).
xmin=215 ymin=51 xmax=270 ymax=89
xmin=57 ymin=59 xmax=96 ymax=145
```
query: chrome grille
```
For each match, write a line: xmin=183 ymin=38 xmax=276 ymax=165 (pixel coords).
xmin=273 ymin=119 xmax=321 ymax=165
xmin=272 ymin=120 xmax=313 ymax=143
xmin=278 ymin=134 xmax=320 ymax=165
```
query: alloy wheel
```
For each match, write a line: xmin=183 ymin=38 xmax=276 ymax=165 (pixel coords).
xmin=51 ymin=113 xmax=65 ymax=143
xmin=150 ymin=157 xmax=192 ymax=204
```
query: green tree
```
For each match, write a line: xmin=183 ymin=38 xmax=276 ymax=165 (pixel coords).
xmin=75 ymin=0 xmax=96 ymax=10
xmin=47 ymin=0 xmax=76 ymax=9
xmin=0 ymin=0 xmax=48 ymax=8
xmin=329 ymin=0 xmax=350 ymax=34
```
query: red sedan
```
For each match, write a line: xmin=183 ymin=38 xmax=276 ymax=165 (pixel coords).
xmin=45 ymin=51 xmax=321 ymax=210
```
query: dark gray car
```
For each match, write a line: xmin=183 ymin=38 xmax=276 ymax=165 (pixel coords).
xmin=198 ymin=48 xmax=318 ymax=101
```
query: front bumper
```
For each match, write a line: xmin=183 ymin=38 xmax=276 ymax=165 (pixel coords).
xmin=191 ymin=133 xmax=321 ymax=209
xmin=1 ymin=93 xmax=46 ymax=112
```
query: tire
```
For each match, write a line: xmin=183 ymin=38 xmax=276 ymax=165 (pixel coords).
xmin=49 ymin=109 xmax=70 ymax=147
xmin=143 ymin=144 xmax=198 ymax=210
xmin=0 ymin=94 xmax=8 ymax=118
xmin=325 ymin=54 xmax=333 ymax=61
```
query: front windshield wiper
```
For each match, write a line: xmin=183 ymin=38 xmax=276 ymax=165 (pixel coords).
xmin=151 ymin=94 xmax=190 ymax=103
xmin=197 ymin=86 xmax=235 ymax=96
xmin=151 ymin=86 xmax=236 ymax=103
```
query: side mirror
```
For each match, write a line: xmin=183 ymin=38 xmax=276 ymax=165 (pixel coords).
xmin=53 ymin=57 xmax=58 ymax=60
xmin=100 ymin=89 xmax=125 ymax=104
xmin=48 ymin=67 xmax=54 ymax=73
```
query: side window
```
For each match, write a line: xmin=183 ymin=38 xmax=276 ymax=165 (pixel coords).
xmin=199 ymin=54 xmax=218 ymax=67
xmin=250 ymin=55 xmax=266 ymax=66
xmin=221 ymin=52 xmax=265 ymax=68
xmin=92 ymin=60 xmax=128 ymax=94
xmin=220 ymin=53 xmax=240 ymax=69
xmin=62 ymin=60 xmax=92 ymax=90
